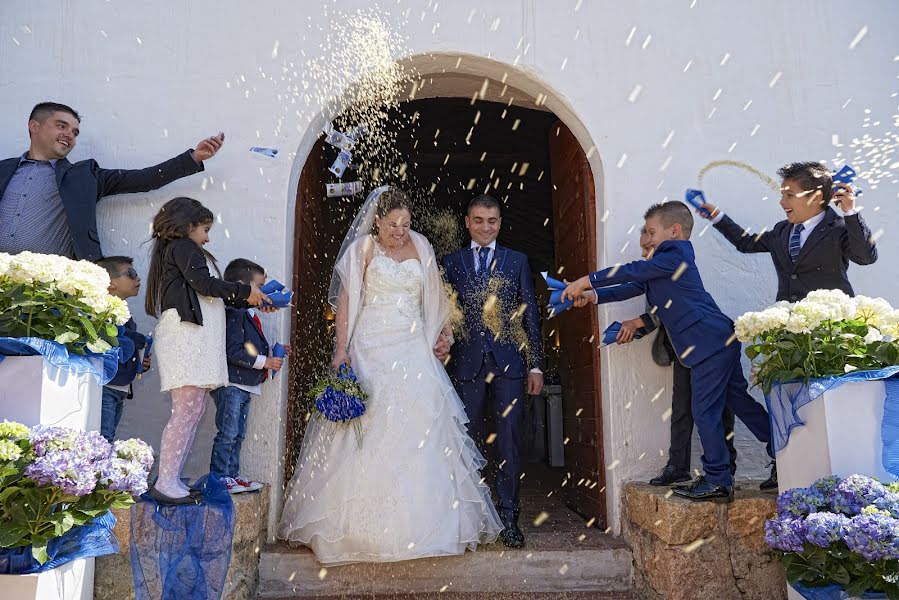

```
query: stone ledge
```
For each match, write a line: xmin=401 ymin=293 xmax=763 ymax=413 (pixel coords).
xmin=94 ymin=486 xmax=269 ymax=600
xmin=622 ymin=481 xmax=786 ymax=600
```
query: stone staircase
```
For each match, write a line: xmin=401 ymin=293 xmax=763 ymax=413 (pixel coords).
xmin=257 ymin=481 xmax=634 ymax=599
xmin=257 ymin=534 xmax=634 ymax=598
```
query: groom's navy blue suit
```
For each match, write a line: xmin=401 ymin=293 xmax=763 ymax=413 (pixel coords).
xmin=442 ymin=244 xmax=543 ymax=521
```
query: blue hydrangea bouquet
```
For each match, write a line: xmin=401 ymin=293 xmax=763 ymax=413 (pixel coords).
xmin=765 ymin=474 xmax=899 ymax=599
xmin=0 ymin=421 xmax=153 ymax=568
xmin=306 ymin=364 xmax=368 ymax=447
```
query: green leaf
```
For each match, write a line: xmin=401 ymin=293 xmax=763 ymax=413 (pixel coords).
xmin=54 ymin=331 xmax=79 ymax=344
xmin=77 ymin=315 xmax=98 ymax=340
xmin=31 ymin=540 xmax=49 ymax=565
xmin=845 ymin=574 xmax=878 ymax=597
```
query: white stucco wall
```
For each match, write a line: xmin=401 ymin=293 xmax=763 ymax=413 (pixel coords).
xmin=1 ymin=0 xmax=897 ymax=536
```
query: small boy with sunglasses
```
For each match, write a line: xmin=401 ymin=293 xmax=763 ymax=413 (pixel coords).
xmin=96 ymin=256 xmax=152 ymax=441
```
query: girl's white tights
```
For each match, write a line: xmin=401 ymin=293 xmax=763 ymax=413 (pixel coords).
xmin=154 ymin=386 xmax=209 ymax=498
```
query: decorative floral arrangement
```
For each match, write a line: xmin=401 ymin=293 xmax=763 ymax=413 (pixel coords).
xmin=0 ymin=421 xmax=153 ymax=564
xmin=306 ymin=365 xmax=368 ymax=447
xmin=765 ymin=474 xmax=899 ymax=598
xmin=735 ymin=290 xmax=899 ymax=393
xmin=0 ymin=252 xmax=131 ymax=354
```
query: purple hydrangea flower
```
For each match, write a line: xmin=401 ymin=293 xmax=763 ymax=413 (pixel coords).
xmin=764 ymin=515 xmax=807 ymax=552
xmin=777 ymin=486 xmax=828 ymax=518
xmin=28 ymin=426 xmax=78 ymax=457
xmin=874 ymin=492 xmax=899 ymax=519
xmin=25 ymin=449 xmax=98 ymax=496
xmin=112 ymin=439 xmax=154 ymax=472
xmin=811 ymin=475 xmax=843 ymax=498
xmin=71 ymin=430 xmax=112 ymax=463
xmin=843 ymin=513 xmax=899 ymax=561
xmin=96 ymin=457 xmax=149 ymax=496
xmin=831 ymin=475 xmax=887 ymax=516
xmin=803 ymin=512 xmax=850 ymax=548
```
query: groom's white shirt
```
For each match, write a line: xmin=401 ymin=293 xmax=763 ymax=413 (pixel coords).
xmin=469 ymin=239 xmax=496 ymax=272
xmin=468 ymin=239 xmax=541 ymax=375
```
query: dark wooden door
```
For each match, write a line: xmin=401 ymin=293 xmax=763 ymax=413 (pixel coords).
xmin=548 ymin=121 xmax=606 ymax=528
xmin=285 ymin=138 xmax=327 ymax=481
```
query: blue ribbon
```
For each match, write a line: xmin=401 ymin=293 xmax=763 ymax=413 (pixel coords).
xmin=0 ymin=336 xmax=120 ymax=385
xmin=765 ymin=367 xmax=899 ymax=478
xmin=792 ymin=583 xmax=886 ymax=599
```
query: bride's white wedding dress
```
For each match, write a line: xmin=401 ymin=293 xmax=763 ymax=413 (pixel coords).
xmin=278 ymin=247 xmax=502 ymax=565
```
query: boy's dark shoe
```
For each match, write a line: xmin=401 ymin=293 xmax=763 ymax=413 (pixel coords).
xmin=671 ymin=476 xmax=734 ymax=503
xmin=760 ymin=461 xmax=778 ymax=491
xmin=649 ymin=465 xmax=691 ymax=486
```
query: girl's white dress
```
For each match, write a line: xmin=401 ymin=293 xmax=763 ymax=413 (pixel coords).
xmin=153 ymin=292 xmax=228 ymax=392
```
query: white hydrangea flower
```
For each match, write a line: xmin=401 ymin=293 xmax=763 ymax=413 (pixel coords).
xmin=864 ymin=327 xmax=884 ymax=345
xmin=880 ymin=310 xmax=899 ymax=339
xmin=785 ymin=311 xmax=814 ymax=334
xmin=804 ymin=289 xmax=857 ymax=321
xmin=854 ymin=296 xmax=895 ymax=327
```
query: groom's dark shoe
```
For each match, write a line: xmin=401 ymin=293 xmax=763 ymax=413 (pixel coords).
xmin=760 ymin=461 xmax=778 ymax=491
xmin=499 ymin=513 xmax=525 ymax=548
xmin=671 ymin=476 xmax=734 ymax=503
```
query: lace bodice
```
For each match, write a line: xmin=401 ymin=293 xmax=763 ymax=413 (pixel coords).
xmin=362 ymin=251 xmax=424 ymax=322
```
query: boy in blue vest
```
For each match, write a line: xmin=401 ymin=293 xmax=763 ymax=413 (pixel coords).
xmin=211 ymin=258 xmax=285 ymax=494
xmin=96 ymin=256 xmax=152 ymax=442
xmin=561 ymin=202 xmax=775 ymax=502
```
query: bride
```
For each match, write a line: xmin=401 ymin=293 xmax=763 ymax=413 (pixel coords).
xmin=278 ymin=186 xmax=502 ymax=565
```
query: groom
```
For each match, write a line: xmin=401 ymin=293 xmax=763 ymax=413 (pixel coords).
xmin=440 ymin=194 xmax=544 ymax=548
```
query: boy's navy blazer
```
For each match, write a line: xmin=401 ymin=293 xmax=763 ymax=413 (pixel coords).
xmin=108 ymin=317 xmax=147 ymax=387
xmin=223 ymin=307 xmax=270 ymax=387
xmin=441 ymin=245 xmax=544 ymax=381
xmin=589 ymin=240 xmax=734 ymax=368
xmin=713 ymin=206 xmax=876 ymax=302
xmin=0 ymin=150 xmax=202 ymax=261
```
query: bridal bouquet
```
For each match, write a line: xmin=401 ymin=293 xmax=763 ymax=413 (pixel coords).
xmin=307 ymin=365 xmax=368 ymax=447
xmin=734 ymin=290 xmax=899 ymax=394
xmin=765 ymin=474 xmax=899 ymax=598
xmin=0 ymin=421 xmax=153 ymax=565
xmin=0 ymin=252 xmax=131 ymax=354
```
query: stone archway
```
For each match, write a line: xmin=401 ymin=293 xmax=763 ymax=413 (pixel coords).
xmin=284 ymin=52 xmax=608 ymax=527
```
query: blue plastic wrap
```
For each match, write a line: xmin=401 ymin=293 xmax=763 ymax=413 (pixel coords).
xmin=0 ymin=511 xmax=119 ymax=574
xmin=792 ymin=583 xmax=886 ymax=599
xmin=130 ymin=476 xmax=234 ymax=600
xmin=0 ymin=336 xmax=120 ymax=385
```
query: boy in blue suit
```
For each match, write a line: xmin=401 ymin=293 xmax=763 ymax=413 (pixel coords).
xmin=96 ymin=256 xmax=152 ymax=442
xmin=211 ymin=259 xmax=285 ymax=494
xmin=562 ymin=202 xmax=774 ymax=502
xmin=441 ymin=194 xmax=544 ymax=546
xmin=699 ymin=161 xmax=877 ymax=303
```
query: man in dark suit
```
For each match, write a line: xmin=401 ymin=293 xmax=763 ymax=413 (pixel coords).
xmin=0 ymin=101 xmax=225 ymax=260
xmin=440 ymin=194 xmax=544 ymax=547
xmin=700 ymin=161 xmax=877 ymax=303
xmin=562 ymin=202 xmax=775 ymax=502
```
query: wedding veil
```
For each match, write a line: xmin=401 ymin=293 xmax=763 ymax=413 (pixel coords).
xmin=329 ymin=185 xmax=450 ymax=349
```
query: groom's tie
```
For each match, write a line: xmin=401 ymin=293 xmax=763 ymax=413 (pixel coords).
xmin=478 ymin=246 xmax=491 ymax=280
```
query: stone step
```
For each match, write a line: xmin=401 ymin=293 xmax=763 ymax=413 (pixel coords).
xmin=261 ymin=593 xmax=638 ymax=599
xmin=257 ymin=534 xmax=633 ymax=598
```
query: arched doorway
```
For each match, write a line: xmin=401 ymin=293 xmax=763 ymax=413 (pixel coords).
xmin=285 ymin=55 xmax=607 ymax=528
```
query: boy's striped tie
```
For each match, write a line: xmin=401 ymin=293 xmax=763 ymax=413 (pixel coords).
xmin=789 ymin=223 xmax=804 ymax=263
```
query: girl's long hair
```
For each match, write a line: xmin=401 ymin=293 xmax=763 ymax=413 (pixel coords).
xmin=144 ymin=197 xmax=218 ymax=317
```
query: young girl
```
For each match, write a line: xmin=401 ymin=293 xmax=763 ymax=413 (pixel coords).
xmin=145 ymin=197 xmax=266 ymax=504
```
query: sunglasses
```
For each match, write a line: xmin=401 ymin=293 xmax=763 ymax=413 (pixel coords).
xmin=110 ymin=267 xmax=139 ymax=280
